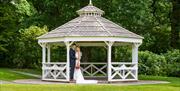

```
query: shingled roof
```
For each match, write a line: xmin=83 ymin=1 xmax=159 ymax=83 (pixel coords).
xmin=38 ymin=1 xmax=143 ymax=39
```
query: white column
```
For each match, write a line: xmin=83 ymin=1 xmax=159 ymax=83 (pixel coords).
xmin=42 ymin=44 xmax=46 ymax=63
xmin=105 ymin=41 xmax=114 ymax=81
xmin=132 ymin=43 xmax=140 ymax=63
xmin=47 ymin=45 xmax=51 ymax=63
xmin=41 ymin=43 xmax=46 ymax=80
xmin=65 ymin=41 xmax=74 ymax=81
xmin=132 ymin=43 xmax=140 ymax=80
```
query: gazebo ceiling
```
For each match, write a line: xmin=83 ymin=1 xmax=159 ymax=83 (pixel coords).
xmin=38 ymin=1 xmax=143 ymax=40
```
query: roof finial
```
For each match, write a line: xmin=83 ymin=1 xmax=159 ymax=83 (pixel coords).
xmin=89 ymin=0 xmax=93 ymax=5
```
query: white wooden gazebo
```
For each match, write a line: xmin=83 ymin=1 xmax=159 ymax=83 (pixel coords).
xmin=38 ymin=0 xmax=143 ymax=82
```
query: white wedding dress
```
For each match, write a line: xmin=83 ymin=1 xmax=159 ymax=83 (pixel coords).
xmin=74 ymin=52 xmax=98 ymax=84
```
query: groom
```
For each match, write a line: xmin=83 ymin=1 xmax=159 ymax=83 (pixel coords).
xmin=69 ymin=44 xmax=76 ymax=81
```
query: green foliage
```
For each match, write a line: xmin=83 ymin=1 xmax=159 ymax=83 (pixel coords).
xmin=0 ymin=1 xmax=20 ymax=66
xmin=164 ymin=49 xmax=180 ymax=77
xmin=138 ymin=50 xmax=180 ymax=77
xmin=115 ymin=46 xmax=132 ymax=62
xmin=11 ymin=0 xmax=37 ymax=17
xmin=51 ymin=45 xmax=66 ymax=62
xmin=164 ymin=49 xmax=180 ymax=63
xmin=139 ymin=51 xmax=167 ymax=76
xmin=11 ymin=25 xmax=47 ymax=68
xmin=107 ymin=0 xmax=172 ymax=54
xmin=89 ymin=47 xmax=106 ymax=62
xmin=141 ymin=26 xmax=171 ymax=53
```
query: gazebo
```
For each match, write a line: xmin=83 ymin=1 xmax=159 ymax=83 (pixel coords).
xmin=38 ymin=0 xmax=143 ymax=82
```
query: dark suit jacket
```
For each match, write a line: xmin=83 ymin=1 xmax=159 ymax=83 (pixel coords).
xmin=70 ymin=48 xmax=76 ymax=61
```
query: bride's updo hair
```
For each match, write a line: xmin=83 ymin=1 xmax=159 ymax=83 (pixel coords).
xmin=76 ymin=45 xmax=80 ymax=48
xmin=76 ymin=45 xmax=82 ymax=57
xmin=76 ymin=45 xmax=80 ymax=51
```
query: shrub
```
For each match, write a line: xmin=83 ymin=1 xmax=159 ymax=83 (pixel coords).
xmin=138 ymin=50 xmax=180 ymax=77
xmin=164 ymin=49 xmax=180 ymax=77
xmin=138 ymin=51 xmax=167 ymax=76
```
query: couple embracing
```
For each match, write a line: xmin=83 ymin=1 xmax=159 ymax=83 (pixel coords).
xmin=69 ymin=44 xmax=97 ymax=84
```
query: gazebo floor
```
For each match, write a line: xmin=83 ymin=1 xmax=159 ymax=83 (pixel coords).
xmin=12 ymin=78 xmax=170 ymax=85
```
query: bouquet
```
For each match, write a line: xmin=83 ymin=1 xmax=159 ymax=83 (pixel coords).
xmin=75 ymin=61 xmax=80 ymax=69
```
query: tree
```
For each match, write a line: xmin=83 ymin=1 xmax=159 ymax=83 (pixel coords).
xmin=171 ymin=0 xmax=180 ymax=49
xmin=0 ymin=0 xmax=20 ymax=67
xmin=12 ymin=25 xmax=47 ymax=68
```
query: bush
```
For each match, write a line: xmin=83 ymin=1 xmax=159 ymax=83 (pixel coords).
xmin=138 ymin=50 xmax=180 ymax=77
xmin=164 ymin=49 xmax=180 ymax=77
xmin=138 ymin=51 xmax=167 ymax=76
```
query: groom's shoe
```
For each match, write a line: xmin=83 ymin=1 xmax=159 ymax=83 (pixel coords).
xmin=70 ymin=79 xmax=76 ymax=83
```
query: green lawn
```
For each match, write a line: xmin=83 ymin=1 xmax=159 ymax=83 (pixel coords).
xmin=0 ymin=68 xmax=180 ymax=91
xmin=13 ymin=68 xmax=41 ymax=75
xmin=1 ymin=83 xmax=179 ymax=91
xmin=0 ymin=68 xmax=39 ymax=81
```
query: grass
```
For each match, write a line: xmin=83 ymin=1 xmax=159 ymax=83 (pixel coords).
xmin=13 ymin=68 xmax=41 ymax=75
xmin=0 ymin=68 xmax=39 ymax=81
xmin=1 ymin=84 xmax=180 ymax=91
xmin=0 ymin=68 xmax=180 ymax=91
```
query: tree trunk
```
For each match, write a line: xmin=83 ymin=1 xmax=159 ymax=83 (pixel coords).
xmin=171 ymin=0 xmax=180 ymax=49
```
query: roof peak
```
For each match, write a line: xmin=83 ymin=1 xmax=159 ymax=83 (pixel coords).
xmin=89 ymin=0 xmax=93 ymax=6
xmin=76 ymin=0 xmax=104 ymax=16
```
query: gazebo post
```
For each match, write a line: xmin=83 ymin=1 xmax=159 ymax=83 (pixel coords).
xmin=105 ymin=41 xmax=114 ymax=82
xmin=132 ymin=43 xmax=139 ymax=63
xmin=65 ymin=41 xmax=74 ymax=81
xmin=40 ymin=43 xmax=47 ymax=80
xmin=132 ymin=43 xmax=140 ymax=80
xmin=47 ymin=44 xmax=51 ymax=63
xmin=42 ymin=43 xmax=46 ymax=63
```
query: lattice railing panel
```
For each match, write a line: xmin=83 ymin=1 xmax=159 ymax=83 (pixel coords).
xmin=111 ymin=62 xmax=137 ymax=81
xmin=80 ymin=62 xmax=107 ymax=77
xmin=42 ymin=62 xmax=67 ymax=81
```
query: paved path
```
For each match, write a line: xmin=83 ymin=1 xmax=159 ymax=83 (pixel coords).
xmin=0 ymin=80 xmax=14 ymax=84
xmin=13 ymin=79 xmax=170 ymax=85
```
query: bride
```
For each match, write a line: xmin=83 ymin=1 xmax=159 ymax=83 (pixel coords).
xmin=73 ymin=46 xmax=98 ymax=84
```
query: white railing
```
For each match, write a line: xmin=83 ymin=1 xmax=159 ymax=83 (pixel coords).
xmin=42 ymin=62 xmax=67 ymax=81
xmin=42 ymin=62 xmax=138 ymax=81
xmin=80 ymin=62 xmax=107 ymax=77
xmin=111 ymin=62 xmax=138 ymax=81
